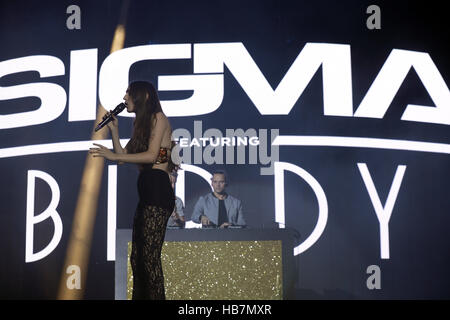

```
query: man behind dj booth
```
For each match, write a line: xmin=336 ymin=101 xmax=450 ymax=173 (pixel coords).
xmin=191 ymin=170 xmax=246 ymax=228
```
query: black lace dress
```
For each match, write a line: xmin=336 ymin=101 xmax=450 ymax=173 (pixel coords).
xmin=130 ymin=148 xmax=175 ymax=300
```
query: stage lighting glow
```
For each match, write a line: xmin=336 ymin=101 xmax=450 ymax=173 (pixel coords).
xmin=57 ymin=17 xmax=128 ymax=298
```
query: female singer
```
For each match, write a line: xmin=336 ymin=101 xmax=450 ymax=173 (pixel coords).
xmin=89 ymin=81 xmax=176 ymax=300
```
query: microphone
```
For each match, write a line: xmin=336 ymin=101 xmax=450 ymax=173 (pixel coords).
xmin=94 ymin=103 xmax=126 ymax=132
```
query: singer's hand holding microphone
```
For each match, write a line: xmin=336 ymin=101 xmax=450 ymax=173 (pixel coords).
xmin=105 ymin=111 xmax=118 ymax=132
xmin=95 ymin=102 xmax=126 ymax=132
xmin=89 ymin=102 xmax=126 ymax=160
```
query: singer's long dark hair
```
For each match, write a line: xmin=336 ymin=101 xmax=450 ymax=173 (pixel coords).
xmin=125 ymin=81 xmax=163 ymax=155
xmin=125 ymin=81 xmax=180 ymax=173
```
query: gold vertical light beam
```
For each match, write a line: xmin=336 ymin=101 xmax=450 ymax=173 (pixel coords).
xmin=57 ymin=0 xmax=129 ymax=300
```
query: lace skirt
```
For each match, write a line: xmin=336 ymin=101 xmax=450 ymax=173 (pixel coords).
xmin=131 ymin=167 xmax=175 ymax=300
xmin=130 ymin=204 xmax=172 ymax=300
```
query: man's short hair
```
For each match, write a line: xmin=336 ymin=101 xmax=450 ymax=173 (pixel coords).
xmin=211 ymin=169 xmax=228 ymax=183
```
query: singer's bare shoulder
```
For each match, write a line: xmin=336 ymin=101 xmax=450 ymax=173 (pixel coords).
xmin=150 ymin=112 xmax=172 ymax=146
xmin=151 ymin=111 xmax=171 ymax=128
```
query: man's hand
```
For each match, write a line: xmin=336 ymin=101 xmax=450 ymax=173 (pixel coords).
xmin=219 ymin=222 xmax=231 ymax=228
xmin=171 ymin=211 xmax=185 ymax=227
xmin=201 ymin=215 xmax=212 ymax=226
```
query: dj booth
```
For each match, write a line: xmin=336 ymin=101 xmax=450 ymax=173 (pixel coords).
xmin=115 ymin=228 xmax=298 ymax=300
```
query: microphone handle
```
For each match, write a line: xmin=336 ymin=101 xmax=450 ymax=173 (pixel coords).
xmin=95 ymin=103 xmax=126 ymax=132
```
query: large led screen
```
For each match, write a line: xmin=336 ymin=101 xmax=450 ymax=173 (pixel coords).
xmin=0 ymin=0 xmax=449 ymax=299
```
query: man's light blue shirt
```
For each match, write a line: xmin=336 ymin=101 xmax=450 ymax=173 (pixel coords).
xmin=191 ymin=193 xmax=246 ymax=226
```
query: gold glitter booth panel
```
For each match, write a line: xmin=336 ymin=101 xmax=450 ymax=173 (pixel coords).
xmin=115 ymin=229 xmax=297 ymax=300
xmin=127 ymin=240 xmax=282 ymax=300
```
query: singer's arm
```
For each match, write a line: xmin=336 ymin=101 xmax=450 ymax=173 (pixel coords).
xmin=90 ymin=112 xmax=168 ymax=164
xmin=107 ymin=114 xmax=127 ymax=155
xmin=111 ymin=128 xmax=127 ymax=155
